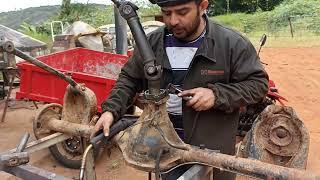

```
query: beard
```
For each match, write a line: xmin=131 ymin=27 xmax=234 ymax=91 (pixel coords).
xmin=167 ymin=8 xmax=202 ymax=41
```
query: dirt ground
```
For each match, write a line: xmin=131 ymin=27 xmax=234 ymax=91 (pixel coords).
xmin=0 ymin=47 xmax=319 ymax=179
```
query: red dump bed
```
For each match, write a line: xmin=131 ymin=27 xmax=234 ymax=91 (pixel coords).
xmin=16 ymin=48 xmax=128 ymax=112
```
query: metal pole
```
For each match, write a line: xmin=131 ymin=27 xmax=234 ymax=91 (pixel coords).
xmin=6 ymin=133 xmax=70 ymax=154
xmin=114 ymin=4 xmax=128 ymax=55
xmin=1 ymin=72 xmax=15 ymax=122
xmin=0 ymin=41 xmax=78 ymax=87
xmin=0 ymin=164 xmax=70 ymax=180
xmin=13 ymin=48 xmax=78 ymax=87
xmin=181 ymin=148 xmax=319 ymax=179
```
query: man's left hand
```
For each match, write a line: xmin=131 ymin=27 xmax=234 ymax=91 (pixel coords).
xmin=178 ymin=87 xmax=215 ymax=111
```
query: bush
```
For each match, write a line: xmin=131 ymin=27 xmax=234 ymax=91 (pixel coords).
xmin=212 ymin=0 xmax=320 ymax=36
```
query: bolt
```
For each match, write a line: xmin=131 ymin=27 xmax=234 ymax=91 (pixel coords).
xmin=123 ymin=5 xmax=132 ymax=15
xmin=67 ymin=143 xmax=71 ymax=146
xmin=74 ymin=146 xmax=77 ymax=149
xmin=147 ymin=66 xmax=156 ymax=74
xmin=276 ymin=128 xmax=288 ymax=138
xmin=77 ymin=140 xmax=80 ymax=143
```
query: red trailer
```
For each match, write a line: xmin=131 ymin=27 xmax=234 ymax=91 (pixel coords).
xmin=16 ymin=48 xmax=128 ymax=112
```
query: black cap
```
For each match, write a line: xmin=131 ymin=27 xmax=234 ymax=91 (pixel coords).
xmin=149 ymin=0 xmax=195 ymax=7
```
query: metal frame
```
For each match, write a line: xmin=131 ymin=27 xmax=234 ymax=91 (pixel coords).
xmin=0 ymin=164 xmax=70 ymax=180
xmin=0 ymin=133 xmax=72 ymax=179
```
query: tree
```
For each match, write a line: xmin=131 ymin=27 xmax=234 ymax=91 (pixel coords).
xmin=207 ymin=0 xmax=285 ymax=15
xmin=60 ymin=0 xmax=71 ymax=18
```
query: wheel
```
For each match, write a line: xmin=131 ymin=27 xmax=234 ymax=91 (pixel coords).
xmin=33 ymin=103 xmax=99 ymax=169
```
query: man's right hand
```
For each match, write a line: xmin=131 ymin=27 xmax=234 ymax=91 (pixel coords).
xmin=91 ymin=111 xmax=114 ymax=138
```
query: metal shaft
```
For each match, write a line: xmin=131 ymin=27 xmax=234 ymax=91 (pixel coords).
xmin=13 ymin=48 xmax=78 ymax=87
xmin=45 ymin=118 xmax=93 ymax=138
xmin=112 ymin=0 xmax=161 ymax=95
xmin=16 ymin=133 xmax=30 ymax=153
xmin=114 ymin=4 xmax=128 ymax=55
xmin=182 ymin=147 xmax=319 ymax=179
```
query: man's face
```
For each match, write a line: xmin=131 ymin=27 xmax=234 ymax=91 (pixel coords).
xmin=161 ymin=1 xmax=203 ymax=41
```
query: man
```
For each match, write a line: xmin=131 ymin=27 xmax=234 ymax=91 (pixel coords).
xmin=93 ymin=0 xmax=269 ymax=179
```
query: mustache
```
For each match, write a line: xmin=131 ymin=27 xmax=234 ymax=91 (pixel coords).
xmin=167 ymin=25 xmax=184 ymax=32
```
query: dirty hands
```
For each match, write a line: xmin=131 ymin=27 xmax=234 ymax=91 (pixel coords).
xmin=91 ymin=111 xmax=114 ymax=137
xmin=178 ymin=87 xmax=215 ymax=111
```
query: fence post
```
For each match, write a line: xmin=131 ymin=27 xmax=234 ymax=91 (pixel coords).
xmin=288 ymin=17 xmax=294 ymax=38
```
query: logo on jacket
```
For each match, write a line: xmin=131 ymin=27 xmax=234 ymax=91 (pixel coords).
xmin=201 ymin=69 xmax=225 ymax=75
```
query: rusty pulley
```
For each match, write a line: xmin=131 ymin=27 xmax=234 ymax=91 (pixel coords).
xmin=239 ymin=105 xmax=310 ymax=169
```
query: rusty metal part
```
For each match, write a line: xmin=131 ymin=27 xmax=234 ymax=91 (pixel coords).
xmin=45 ymin=118 xmax=93 ymax=138
xmin=32 ymin=84 xmax=97 ymax=171
xmin=1 ymin=72 xmax=15 ymax=122
xmin=0 ymin=133 xmax=30 ymax=167
xmin=0 ymin=42 xmax=18 ymax=122
xmin=115 ymin=97 xmax=185 ymax=172
xmin=181 ymin=147 xmax=316 ymax=179
xmin=0 ymin=41 xmax=78 ymax=87
xmin=6 ymin=133 xmax=70 ymax=154
xmin=33 ymin=103 xmax=63 ymax=139
xmin=13 ymin=48 xmax=78 ymax=87
xmin=33 ymin=84 xmax=97 ymax=138
xmin=61 ymin=84 xmax=97 ymax=125
xmin=114 ymin=97 xmax=318 ymax=179
xmin=241 ymin=105 xmax=310 ymax=169
xmin=270 ymin=119 xmax=293 ymax=146
xmin=0 ymin=152 xmax=29 ymax=167
xmin=0 ymin=164 xmax=70 ymax=180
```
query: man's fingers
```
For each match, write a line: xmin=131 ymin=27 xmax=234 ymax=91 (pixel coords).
xmin=186 ymin=94 xmax=200 ymax=107
xmin=91 ymin=112 xmax=114 ymax=138
xmin=102 ymin=119 xmax=113 ymax=136
xmin=192 ymin=100 xmax=203 ymax=111
xmin=103 ymin=126 xmax=110 ymax=137
xmin=178 ymin=89 xmax=196 ymax=97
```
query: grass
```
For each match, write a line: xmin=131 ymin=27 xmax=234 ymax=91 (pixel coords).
xmin=211 ymin=14 xmax=320 ymax=48
xmin=249 ymin=36 xmax=320 ymax=48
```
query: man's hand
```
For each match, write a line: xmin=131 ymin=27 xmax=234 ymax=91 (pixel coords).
xmin=91 ymin=111 xmax=114 ymax=138
xmin=178 ymin=87 xmax=215 ymax=111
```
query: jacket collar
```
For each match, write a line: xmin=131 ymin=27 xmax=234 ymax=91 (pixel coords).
xmin=195 ymin=14 xmax=216 ymax=63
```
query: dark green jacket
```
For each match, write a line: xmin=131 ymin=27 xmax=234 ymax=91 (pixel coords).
xmin=102 ymin=17 xmax=268 ymax=155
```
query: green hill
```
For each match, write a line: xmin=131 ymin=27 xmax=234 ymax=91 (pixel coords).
xmin=0 ymin=6 xmax=60 ymax=30
xmin=0 ymin=4 xmax=107 ymax=30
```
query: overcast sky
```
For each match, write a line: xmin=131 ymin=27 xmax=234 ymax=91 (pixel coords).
xmin=0 ymin=0 xmax=112 ymax=13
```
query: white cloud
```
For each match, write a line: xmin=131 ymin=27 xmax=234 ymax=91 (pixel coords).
xmin=0 ymin=0 xmax=112 ymax=13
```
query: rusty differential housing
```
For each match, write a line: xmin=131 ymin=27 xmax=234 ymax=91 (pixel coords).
xmin=240 ymin=105 xmax=309 ymax=169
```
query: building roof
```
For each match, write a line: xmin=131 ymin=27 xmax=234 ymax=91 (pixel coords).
xmin=0 ymin=24 xmax=47 ymax=51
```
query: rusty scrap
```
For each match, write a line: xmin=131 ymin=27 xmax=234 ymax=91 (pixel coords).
xmin=0 ymin=133 xmax=30 ymax=167
xmin=240 ymin=105 xmax=310 ymax=169
xmin=113 ymin=93 xmax=319 ymax=179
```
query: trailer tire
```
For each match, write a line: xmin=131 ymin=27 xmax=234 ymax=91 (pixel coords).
xmin=33 ymin=103 xmax=100 ymax=169
xmin=48 ymin=138 xmax=100 ymax=169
